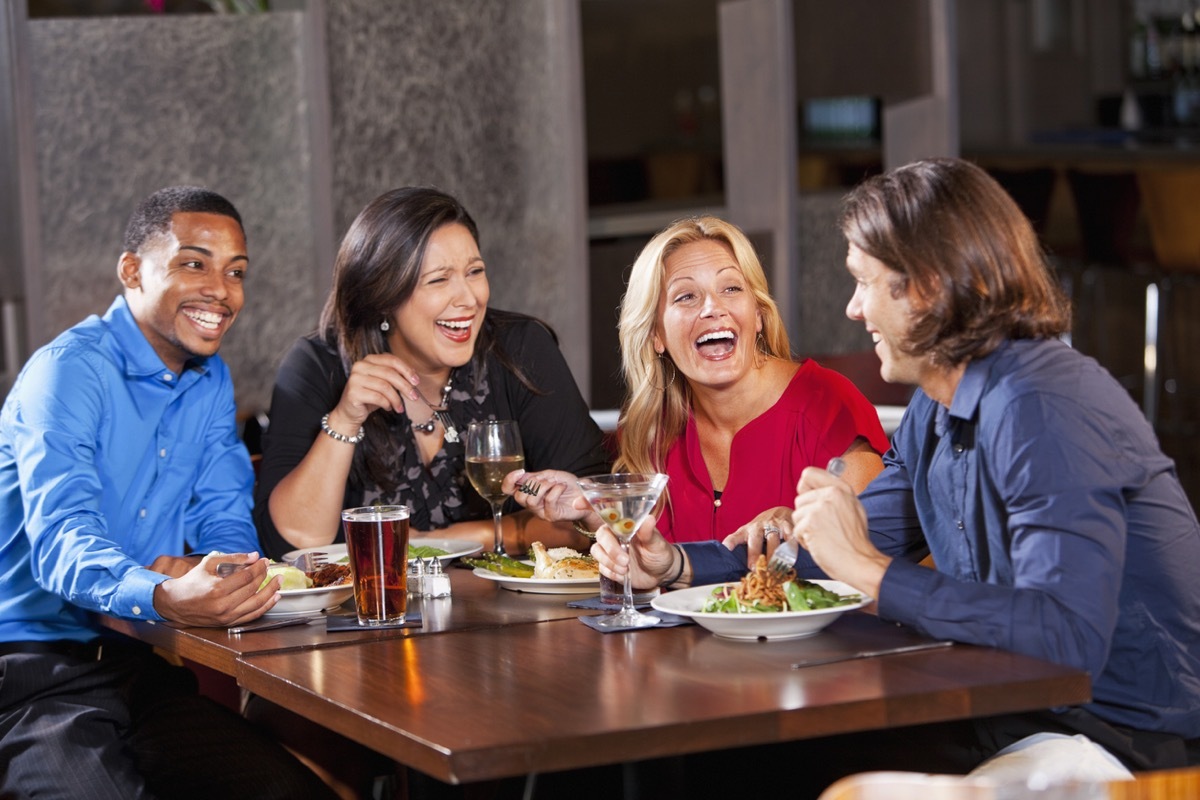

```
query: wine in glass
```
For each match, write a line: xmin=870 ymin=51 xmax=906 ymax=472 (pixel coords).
xmin=577 ymin=472 xmax=669 ymax=629
xmin=465 ymin=420 xmax=525 ymax=555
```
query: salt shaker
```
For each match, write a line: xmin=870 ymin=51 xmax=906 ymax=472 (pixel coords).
xmin=424 ymin=558 xmax=451 ymax=598
xmin=407 ymin=557 xmax=425 ymax=596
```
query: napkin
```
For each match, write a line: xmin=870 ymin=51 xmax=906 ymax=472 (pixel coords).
xmin=577 ymin=609 xmax=693 ymax=633
xmin=325 ymin=611 xmax=423 ymax=632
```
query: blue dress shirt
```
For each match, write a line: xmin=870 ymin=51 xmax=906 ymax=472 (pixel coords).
xmin=687 ymin=338 xmax=1200 ymax=738
xmin=0 ymin=296 xmax=257 ymax=643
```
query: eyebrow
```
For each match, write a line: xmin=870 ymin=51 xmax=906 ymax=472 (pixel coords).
xmin=179 ymin=245 xmax=248 ymax=263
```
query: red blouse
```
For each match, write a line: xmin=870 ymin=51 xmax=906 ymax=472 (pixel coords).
xmin=656 ymin=359 xmax=891 ymax=543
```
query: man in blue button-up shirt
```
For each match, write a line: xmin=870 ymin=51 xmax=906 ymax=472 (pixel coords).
xmin=0 ymin=186 xmax=333 ymax=798
xmin=598 ymin=159 xmax=1199 ymax=785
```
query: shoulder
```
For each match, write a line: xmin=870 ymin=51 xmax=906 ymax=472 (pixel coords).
xmin=487 ymin=309 xmax=558 ymax=349
xmin=784 ymin=359 xmax=874 ymax=409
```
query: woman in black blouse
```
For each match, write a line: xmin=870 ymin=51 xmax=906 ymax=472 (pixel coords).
xmin=254 ymin=186 xmax=609 ymax=559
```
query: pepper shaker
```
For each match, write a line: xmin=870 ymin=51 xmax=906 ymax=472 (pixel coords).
xmin=407 ymin=557 xmax=425 ymax=596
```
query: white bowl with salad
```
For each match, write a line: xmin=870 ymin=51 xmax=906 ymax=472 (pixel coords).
xmin=651 ymin=579 xmax=870 ymax=641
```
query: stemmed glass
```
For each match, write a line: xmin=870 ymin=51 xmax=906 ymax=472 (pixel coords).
xmin=465 ymin=420 xmax=525 ymax=555
xmin=577 ymin=472 xmax=669 ymax=629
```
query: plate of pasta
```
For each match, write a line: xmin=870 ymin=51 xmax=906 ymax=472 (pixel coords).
xmin=651 ymin=564 xmax=870 ymax=641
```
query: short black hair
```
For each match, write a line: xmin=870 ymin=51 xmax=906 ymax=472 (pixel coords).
xmin=122 ymin=185 xmax=244 ymax=253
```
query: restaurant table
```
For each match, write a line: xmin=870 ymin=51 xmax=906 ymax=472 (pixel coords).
xmin=235 ymin=611 xmax=1091 ymax=785
xmin=97 ymin=566 xmax=592 ymax=675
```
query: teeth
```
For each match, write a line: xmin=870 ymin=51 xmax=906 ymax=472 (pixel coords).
xmin=871 ymin=332 xmax=881 ymax=343
xmin=184 ymin=310 xmax=222 ymax=329
xmin=437 ymin=320 xmax=470 ymax=330
xmin=696 ymin=331 xmax=735 ymax=345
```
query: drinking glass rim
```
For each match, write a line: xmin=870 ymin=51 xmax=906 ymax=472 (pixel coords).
xmin=577 ymin=472 xmax=668 ymax=489
xmin=341 ymin=505 xmax=411 ymax=520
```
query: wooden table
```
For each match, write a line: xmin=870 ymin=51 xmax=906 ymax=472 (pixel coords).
xmin=98 ymin=567 xmax=591 ymax=675
xmin=235 ymin=612 xmax=1091 ymax=785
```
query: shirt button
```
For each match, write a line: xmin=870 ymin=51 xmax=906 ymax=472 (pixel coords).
xmin=159 ymin=448 xmax=167 ymax=458
xmin=956 ymin=520 xmax=965 ymax=530
xmin=132 ymin=605 xmax=142 ymax=615
xmin=713 ymin=498 xmax=722 ymax=508
xmin=139 ymin=509 xmax=147 ymax=518
xmin=953 ymin=444 xmax=965 ymax=454
xmin=162 ymin=373 xmax=173 ymax=381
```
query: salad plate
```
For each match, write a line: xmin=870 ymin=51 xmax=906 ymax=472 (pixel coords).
xmin=263 ymin=583 xmax=354 ymax=617
xmin=651 ymin=580 xmax=870 ymax=641
xmin=471 ymin=568 xmax=600 ymax=595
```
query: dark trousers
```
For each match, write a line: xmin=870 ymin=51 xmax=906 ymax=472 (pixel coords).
xmin=0 ymin=640 xmax=337 ymax=800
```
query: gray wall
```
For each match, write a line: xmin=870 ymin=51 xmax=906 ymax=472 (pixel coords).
xmin=21 ymin=1 xmax=588 ymax=415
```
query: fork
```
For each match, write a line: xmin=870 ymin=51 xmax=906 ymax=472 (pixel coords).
xmin=284 ymin=551 xmax=328 ymax=573
xmin=767 ymin=456 xmax=847 ymax=575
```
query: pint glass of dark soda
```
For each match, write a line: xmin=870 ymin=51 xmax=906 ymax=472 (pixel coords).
xmin=341 ymin=505 xmax=410 ymax=625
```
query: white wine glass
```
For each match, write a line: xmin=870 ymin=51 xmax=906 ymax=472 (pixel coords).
xmin=465 ymin=420 xmax=525 ymax=555
xmin=577 ymin=472 xmax=669 ymax=629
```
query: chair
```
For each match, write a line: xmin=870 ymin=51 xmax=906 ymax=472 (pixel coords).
xmin=1135 ymin=167 xmax=1200 ymax=431
xmin=817 ymin=766 xmax=1200 ymax=800
xmin=1063 ymin=169 xmax=1148 ymax=399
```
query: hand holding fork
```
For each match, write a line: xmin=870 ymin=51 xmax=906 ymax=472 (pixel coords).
xmin=767 ymin=457 xmax=846 ymax=576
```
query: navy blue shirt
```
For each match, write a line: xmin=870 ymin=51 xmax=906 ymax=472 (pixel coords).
xmin=689 ymin=339 xmax=1200 ymax=738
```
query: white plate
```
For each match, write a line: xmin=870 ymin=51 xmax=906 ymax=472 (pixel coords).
xmin=263 ymin=583 xmax=355 ymax=617
xmin=650 ymin=580 xmax=870 ymax=641
xmin=281 ymin=538 xmax=483 ymax=566
xmin=471 ymin=567 xmax=600 ymax=595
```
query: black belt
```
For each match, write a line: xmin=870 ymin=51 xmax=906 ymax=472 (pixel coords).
xmin=0 ymin=639 xmax=147 ymax=662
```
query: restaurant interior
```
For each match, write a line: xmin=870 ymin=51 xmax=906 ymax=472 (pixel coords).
xmin=3 ymin=0 xmax=1200 ymax=797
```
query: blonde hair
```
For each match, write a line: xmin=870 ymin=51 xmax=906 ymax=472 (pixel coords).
xmin=615 ymin=216 xmax=791 ymax=474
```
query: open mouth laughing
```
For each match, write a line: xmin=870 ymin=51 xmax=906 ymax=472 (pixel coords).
xmin=695 ymin=328 xmax=736 ymax=358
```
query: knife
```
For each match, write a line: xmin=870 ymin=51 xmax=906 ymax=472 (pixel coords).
xmin=790 ymin=640 xmax=953 ymax=669
xmin=227 ymin=616 xmax=313 ymax=634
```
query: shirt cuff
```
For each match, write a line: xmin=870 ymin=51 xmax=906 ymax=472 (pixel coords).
xmin=682 ymin=541 xmax=748 ymax=585
xmin=110 ymin=567 xmax=169 ymax=622
xmin=876 ymin=556 xmax=939 ymax=627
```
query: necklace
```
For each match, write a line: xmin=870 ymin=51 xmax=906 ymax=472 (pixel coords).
xmin=412 ymin=375 xmax=457 ymax=442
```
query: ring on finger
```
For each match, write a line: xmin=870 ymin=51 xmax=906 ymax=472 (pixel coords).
xmin=518 ymin=481 xmax=540 ymax=497
xmin=763 ymin=524 xmax=781 ymax=538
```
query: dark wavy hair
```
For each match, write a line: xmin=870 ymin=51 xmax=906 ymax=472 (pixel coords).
xmin=123 ymin=185 xmax=243 ymax=253
xmin=839 ymin=158 xmax=1070 ymax=367
xmin=320 ymin=186 xmax=548 ymax=491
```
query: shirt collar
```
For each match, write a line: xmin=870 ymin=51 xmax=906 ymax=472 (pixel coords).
xmin=102 ymin=295 xmax=211 ymax=381
xmin=946 ymin=341 xmax=1010 ymax=423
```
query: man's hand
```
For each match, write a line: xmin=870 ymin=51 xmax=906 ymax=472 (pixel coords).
xmin=791 ymin=466 xmax=890 ymax=600
xmin=152 ymin=554 xmax=280 ymax=627
xmin=591 ymin=517 xmax=681 ymax=591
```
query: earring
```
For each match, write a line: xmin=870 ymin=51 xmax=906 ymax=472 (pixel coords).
xmin=380 ymin=320 xmax=390 ymax=331
xmin=652 ymin=353 xmax=676 ymax=392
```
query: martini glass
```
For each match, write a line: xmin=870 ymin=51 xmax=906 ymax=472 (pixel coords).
xmin=465 ymin=420 xmax=525 ymax=555
xmin=577 ymin=472 xmax=669 ymax=628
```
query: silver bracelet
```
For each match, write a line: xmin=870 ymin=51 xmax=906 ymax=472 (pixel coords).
xmin=320 ymin=413 xmax=365 ymax=445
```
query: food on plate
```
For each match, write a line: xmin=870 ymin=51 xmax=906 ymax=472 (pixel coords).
xmin=463 ymin=552 xmax=535 ymax=578
xmin=408 ymin=544 xmax=450 ymax=560
xmin=700 ymin=556 xmax=861 ymax=614
xmin=309 ymin=563 xmax=351 ymax=587
xmin=464 ymin=542 xmax=600 ymax=580
xmin=529 ymin=542 xmax=600 ymax=579
xmin=262 ymin=563 xmax=312 ymax=591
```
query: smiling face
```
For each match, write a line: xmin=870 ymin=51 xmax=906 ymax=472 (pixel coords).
xmin=119 ymin=211 xmax=247 ymax=374
xmin=653 ymin=239 xmax=762 ymax=391
xmin=844 ymin=243 xmax=931 ymax=388
xmin=387 ymin=222 xmax=489 ymax=375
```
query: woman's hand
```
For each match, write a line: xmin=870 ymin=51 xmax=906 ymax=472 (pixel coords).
xmin=326 ymin=353 xmax=422 ymax=434
xmin=502 ymin=469 xmax=602 ymax=529
xmin=591 ymin=517 xmax=681 ymax=591
xmin=721 ymin=507 xmax=793 ymax=569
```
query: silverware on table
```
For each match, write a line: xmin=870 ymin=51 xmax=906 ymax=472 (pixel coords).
xmin=768 ymin=456 xmax=847 ymax=575
xmin=227 ymin=616 xmax=313 ymax=634
xmin=790 ymin=640 xmax=954 ymax=669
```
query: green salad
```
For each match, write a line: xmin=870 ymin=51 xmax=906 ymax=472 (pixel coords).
xmin=700 ymin=580 xmax=860 ymax=614
xmin=332 ymin=544 xmax=449 ymax=565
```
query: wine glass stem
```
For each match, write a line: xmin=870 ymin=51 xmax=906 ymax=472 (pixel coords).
xmin=492 ymin=505 xmax=505 ymax=555
xmin=620 ymin=540 xmax=636 ymax=615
